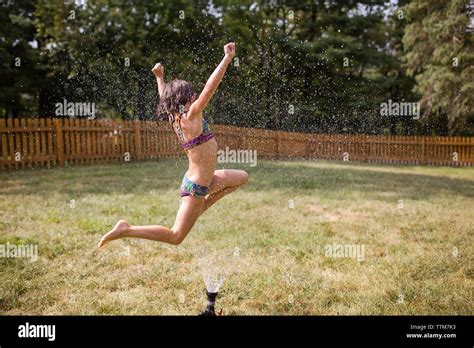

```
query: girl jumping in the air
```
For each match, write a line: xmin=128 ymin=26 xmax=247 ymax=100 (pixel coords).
xmin=98 ymin=42 xmax=249 ymax=247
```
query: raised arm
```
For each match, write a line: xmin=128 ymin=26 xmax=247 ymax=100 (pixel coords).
xmin=151 ymin=63 xmax=165 ymax=97
xmin=188 ymin=43 xmax=236 ymax=117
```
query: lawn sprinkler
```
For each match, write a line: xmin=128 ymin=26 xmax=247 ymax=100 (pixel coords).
xmin=199 ymin=291 xmax=219 ymax=316
xmin=197 ymin=247 xmax=241 ymax=316
xmin=199 ymin=273 xmax=225 ymax=316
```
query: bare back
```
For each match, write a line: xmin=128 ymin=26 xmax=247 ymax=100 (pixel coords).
xmin=173 ymin=113 xmax=218 ymax=186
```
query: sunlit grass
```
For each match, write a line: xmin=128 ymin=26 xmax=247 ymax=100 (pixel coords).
xmin=0 ymin=159 xmax=473 ymax=315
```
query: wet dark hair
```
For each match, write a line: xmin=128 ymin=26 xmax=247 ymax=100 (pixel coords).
xmin=157 ymin=79 xmax=196 ymax=124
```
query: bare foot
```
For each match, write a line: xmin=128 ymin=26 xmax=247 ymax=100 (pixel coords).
xmin=98 ymin=220 xmax=131 ymax=248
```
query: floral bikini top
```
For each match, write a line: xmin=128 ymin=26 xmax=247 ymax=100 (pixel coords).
xmin=173 ymin=115 xmax=215 ymax=150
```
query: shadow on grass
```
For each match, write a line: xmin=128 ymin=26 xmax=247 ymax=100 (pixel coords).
xmin=0 ymin=159 xmax=473 ymax=201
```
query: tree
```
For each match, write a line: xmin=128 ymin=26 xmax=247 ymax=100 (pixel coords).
xmin=2 ymin=0 xmax=469 ymax=135
xmin=33 ymin=0 xmax=224 ymax=120
xmin=0 ymin=0 xmax=40 ymax=117
xmin=402 ymin=0 xmax=474 ymax=135
xmin=214 ymin=0 xmax=418 ymax=134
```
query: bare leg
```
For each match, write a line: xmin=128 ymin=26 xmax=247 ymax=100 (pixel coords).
xmin=98 ymin=196 xmax=204 ymax=247
xmin=200 ymin=185 xmax=240 ymax=215
xmin=200 ymin=169 xmax=249 ymax=215
xmin=98 ymin=169 xmax=249 ymax=248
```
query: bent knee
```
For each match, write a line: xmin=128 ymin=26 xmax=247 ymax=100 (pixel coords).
xmin=170 ymin=229 xmax=187 ymax=245
xmin=240 ymin=170 xmax=250 ymax=186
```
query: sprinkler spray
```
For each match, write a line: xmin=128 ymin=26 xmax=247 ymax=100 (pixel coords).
xmin=196 ymin=247 xmax=240 ymax=316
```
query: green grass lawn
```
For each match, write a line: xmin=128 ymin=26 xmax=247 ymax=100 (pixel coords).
xmin=0 ymin=159 xmax=473 ymax=315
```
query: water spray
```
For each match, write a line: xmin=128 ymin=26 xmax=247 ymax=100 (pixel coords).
xmin=196 ymin=247 xmax=239 ymax=316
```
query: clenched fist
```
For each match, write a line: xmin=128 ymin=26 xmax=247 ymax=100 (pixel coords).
xmin=224 ymin=43 xmax=236 ymax=60
xmin=151 ymin=63 xmax=164 ymax=78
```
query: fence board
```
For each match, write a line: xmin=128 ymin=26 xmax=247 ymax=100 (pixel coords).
xmin=13 ymin=118 xmax=21 ymax=169
xmin=7 ymin=118 xmax=15 ymax=168
xmin=20 ymin=118 xmax=27 ymax=168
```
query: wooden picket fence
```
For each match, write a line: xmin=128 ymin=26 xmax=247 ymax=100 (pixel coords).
xmin=0 ymin=117 xmax=473 ymax=170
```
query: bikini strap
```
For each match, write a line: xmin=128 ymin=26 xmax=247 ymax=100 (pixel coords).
xmin=202 ymin=118 xmax=211 ymax=133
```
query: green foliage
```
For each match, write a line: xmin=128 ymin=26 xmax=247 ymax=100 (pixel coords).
xmin=402 ymin=0 xmax=474 ymax=135
xmin=0 ymin=0 xmax=40 ymax=117
xmin=0 ymin=0 xmax=471 ymax=134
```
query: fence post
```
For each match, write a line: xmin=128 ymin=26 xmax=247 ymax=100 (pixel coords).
xmin=54 ymin=118 xmax=65 ymax=167
xmin=134 ymin=120 xmax=142 ymax=161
